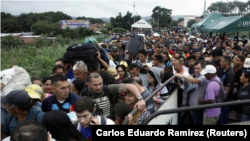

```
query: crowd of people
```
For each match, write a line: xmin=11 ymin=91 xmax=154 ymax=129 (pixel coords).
xmin=1 ymin=29 xmax=250 ymax=141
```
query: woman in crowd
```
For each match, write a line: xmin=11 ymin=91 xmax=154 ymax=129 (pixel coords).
xmin=146 ymin=67 xmax=169 ymax=111
xmin=71 ymin=79 xmax=85 ymax=95
xmin=116 ymin=65 xmax=129 ymax=84
xmin=41 ymin=75 xmax=53 ymax=102
xmin=124 ymin=92 xmax=151 ymax=125
xmin=42 ymin=110 xmax=86 ymax=141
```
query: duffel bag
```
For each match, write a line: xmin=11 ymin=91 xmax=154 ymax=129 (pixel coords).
xmin=63 ymin=43 xmax=98 ymax=63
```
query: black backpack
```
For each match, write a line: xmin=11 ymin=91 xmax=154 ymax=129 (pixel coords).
xmin=63 ymin=43 xmax=97 ymax=63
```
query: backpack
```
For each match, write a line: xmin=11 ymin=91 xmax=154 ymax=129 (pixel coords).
xmin=208 ymin=79 xmax=226 ymax=103
xmin=63 ymin=43 xmax=97 ymax=64
xmin=63 ymin=43 xmax=110 ymax=70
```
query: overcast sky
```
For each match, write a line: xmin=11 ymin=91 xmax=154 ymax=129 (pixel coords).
xmin=1 ymin=0 xmax=249 ymax=18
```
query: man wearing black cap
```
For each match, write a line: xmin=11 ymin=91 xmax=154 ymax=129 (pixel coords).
xmin=1 ymin=90 xmax=44 ymax=139
xmin=111 ymin=46 xmax=122 ymax=66
xmin=192 ymin=48 xmax=203 ymax=60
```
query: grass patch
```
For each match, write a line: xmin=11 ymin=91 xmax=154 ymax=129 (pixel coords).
xmin=1 ymin=34 xmax=109 ymax=77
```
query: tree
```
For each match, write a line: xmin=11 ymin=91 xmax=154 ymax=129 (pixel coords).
xmin=151 ymin=6 xmax=172 ymax=28
xmin=207 ymin=1 xmax=250 ymax=16
xmin=76 ymin=16 xmax=104 ymax=24
xmin=177 ymin=18 xmax=184 ymax=23
xmin=104 ymin=23 xmax=112 ymax=31
xmin=187 ymin=19 xmax=196 ymax=28
xmin=170 ymin=20 xmax=178 ymax=27
xmin=110 ymin=11 xmax=141 ymax=30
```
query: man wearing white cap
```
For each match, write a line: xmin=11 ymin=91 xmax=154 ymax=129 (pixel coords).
xmin=199 ymin=65 xmax=221 ymax=125
xmin=244 ymin=58 xmax=250 ymax=72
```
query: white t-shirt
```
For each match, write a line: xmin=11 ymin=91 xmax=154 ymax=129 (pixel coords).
xmin=109 ymin=60 xmax=117 ymax=67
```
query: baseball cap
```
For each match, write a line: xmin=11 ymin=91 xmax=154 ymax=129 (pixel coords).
xmin=111 ymin=46 xmax=119 ymax=52
xmin=104 ymin=39 xmax=109 ymax=43
xmin=107 ymin=67 xmax=120 ymax=80
xmin=238 ymin=42 xmax=243 ymax=46
xmin=120 ymin=61 xmax=128 ymax=67
xmin=25 ymin=84 xmax=44 ymax=100
xmin=200 ymin=65 xmax=217 ymax=75
xmin=106 ymin=49 xmax=111 ymax=53
xmin=1 ymin=90 xmax=31 ymax=108
xmin=192 ymin=48 xmax=201 ymax=53
xmin=244 ymin=58 xmax=250 ymax=68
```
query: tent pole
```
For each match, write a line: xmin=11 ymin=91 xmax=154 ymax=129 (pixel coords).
xmin=237 ymin=32 xmax=239 ymax=42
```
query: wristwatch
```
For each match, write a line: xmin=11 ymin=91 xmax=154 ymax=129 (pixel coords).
xmin=185 ymin=75 xmax=189 ymax=79
xmin=137 ymin=96 xmax=143 ymax=100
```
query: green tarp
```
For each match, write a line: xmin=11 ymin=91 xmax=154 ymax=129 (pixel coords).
xmin=200 ymin=15 xmax=250 ymax=32
xmin=191 ymin=12 xmax=224 ymax=29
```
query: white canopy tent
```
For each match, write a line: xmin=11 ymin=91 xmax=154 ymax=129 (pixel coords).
xmin=131 ymin=19 xmax=152 ymax=31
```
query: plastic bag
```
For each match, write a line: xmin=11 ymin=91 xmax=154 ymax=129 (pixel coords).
xmin=67 ymin=111 xmax=78 ymax=124
xmin=0 ymin=65 xmax=31 ymax=96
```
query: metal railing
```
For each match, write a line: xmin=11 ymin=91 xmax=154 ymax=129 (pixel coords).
xmin=143 ymin=99 xmax=250 ymax=125
xmin=122 ymin=75 xmax=176 ymax=125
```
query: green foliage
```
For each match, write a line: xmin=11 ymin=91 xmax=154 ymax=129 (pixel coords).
xmin=100 ymin=29 xmax=109 ymax=34
xmin=110 ymin=11 xmax=141 ymax=30
xmin=32 ymin=20 xmax=51 ymax=35
xmin=1 ymin=35 xmax=109 ymax=77
xmin=187 ymin=20 xmax=196 ymax=28
xmin=177 ymin=18 xmax=184 ymax=23
xmin=61 ymin=27 xmax=95 ymax=39
xmin=1 ymin=35 xmax=24 ymax=49
xmin=1 ymin=11 xmax=72 ymax=33
xmin=104 ymin=23 xmax=113 ymax=31
xmin=33 ymin=34 xmax=51 ymax=48
xmin=75 ymin=16 xmax=104 ymax=24
xmin=151 ymin=6 xmax=172 ymax=28
xmin=112 ymin=27 xmax=126 ymax=33
xmin=207 ymin=1 xmax=250 ymax=16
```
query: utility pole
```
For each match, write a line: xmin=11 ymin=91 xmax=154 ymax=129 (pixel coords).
xmin=134 ymin=2 xmax=135 ymax=24
xmin=158 ymin=10 xmax=160 ymax=28
xmin=203 ymin=0 xmax=206 ymax=18
xmin=133 ymin=0 xmax=142 ymax=24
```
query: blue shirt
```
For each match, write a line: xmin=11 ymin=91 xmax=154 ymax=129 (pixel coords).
xmin=33 ymin=102 xmax=42 ymax=111
xmin=3 ymin=107 xmax=44 ymax=135
xmin=80 ymin=126 xmax=92 ymax=141
xmin=66 ymin=69 xmax=74 ymax=79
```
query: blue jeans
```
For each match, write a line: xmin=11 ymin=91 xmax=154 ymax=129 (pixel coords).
xmin=241 ymin=113 xmax=250 ymax=122
xmin=1 ymin=107 xmax=8 ymax=124
xmin=191 ymin=109 xmax=204 ymax=125
xmin=219 ymin=106 xmax=229 ymax=125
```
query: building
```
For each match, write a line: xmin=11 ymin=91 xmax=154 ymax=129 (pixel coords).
xmin=1 ymin=33 xmax=55 ymax=44
xmin=90 ymin=23 xmax=103 ymax=31
xmin=184 ymin=15 xmax=196 ymax=28
xmin=1 ymin=33 xmax=23 ymax=39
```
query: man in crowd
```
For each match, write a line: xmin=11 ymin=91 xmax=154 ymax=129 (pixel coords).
xmin=80 ymin=73 xmax=146 ymax=120
xmin=111 ymin=46 xmax=123 ymax=66
xmin=128 ymin=63 xmax=148 ymax=86
xmin=218 ymin=56 xmax=235 ymax=125
xmin=199 ymin=65 xmax=221 ymax=125
xmin=175 ymin=60 xmax=208 ymax=125
xmin=1 ymin=90 xmax=44 ymax=139
xmin=42 ymin=74 xmax=80 ymax=113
